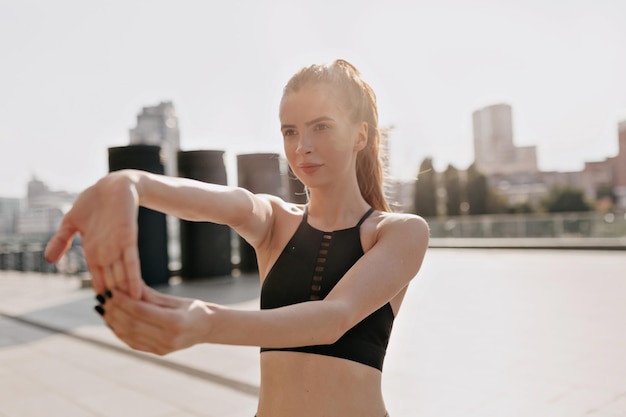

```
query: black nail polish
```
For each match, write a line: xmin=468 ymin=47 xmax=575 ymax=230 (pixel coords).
xmin=95 ymin=294 xmax=106 ymax=304
xmin=94 ymin=305 xmax=105 ymax=316
xmin=104 ymin=289 xmax=113 ymax=299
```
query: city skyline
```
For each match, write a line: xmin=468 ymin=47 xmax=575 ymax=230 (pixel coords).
xmin=1 ymin=0 xmax=626 ymax=198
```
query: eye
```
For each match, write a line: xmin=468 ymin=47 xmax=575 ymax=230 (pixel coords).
xmin=314 ymin=123 xmax=330 ymax=131
xmin=282 ymin=128 xmax=298 ymax=138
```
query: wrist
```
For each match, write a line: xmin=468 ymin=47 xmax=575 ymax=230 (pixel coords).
xmin=187 ymin=300 xmax=220 ymax=346
xmin=107 ymin=169 xmax=146 ymax=205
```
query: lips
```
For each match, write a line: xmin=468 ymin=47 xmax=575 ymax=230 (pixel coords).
xmin=298 ymin=163 xmax=323 ymax=174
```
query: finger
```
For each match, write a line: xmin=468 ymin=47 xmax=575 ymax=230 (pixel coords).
xmin=104 ymin=305 xmax=168 ymax=354
xmin=87 ymin=261 xmax=106 ymax=295
xmin=102 ymin=265 xmax=116 ymax=292
xmin=105 ymin=292 xmax=183 ymax=354
xmin=141 ymin=286 xmax=181 ymax=308
xmin=104 ymin=263 xmax=128 ymax=294
xmin=109 ymin=290 xmax=180 ymax=330
xmin=123 ymin=246 xmax=143 ymax=299
xmin=112 ymin=260 xmax=126 ymax=292
xmin=44 ymin=218 xmax=77 ymax=263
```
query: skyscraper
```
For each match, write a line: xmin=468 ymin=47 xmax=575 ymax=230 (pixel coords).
xmin=472 ymin=103 xmax=537 ymax=175
xmin=129 ymin=101 xmax=180 ymax=177
xmin=615 ymin=120 xmax=626 ymax=208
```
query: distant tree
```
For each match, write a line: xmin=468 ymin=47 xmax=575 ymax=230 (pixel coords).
xmin=542 ymin=186 xmax=591 ymax=213
xmin=596 ymin=185 xmax=616 ymax=202
xmin=486 ymin=187 xmax=509 ymax=214
xmin=595 ymin=185 xmax=616 ymax=212
xmin=465 ymin=163 xmax=488 ymax=215
xmin=507 ymin=202 xmax=535 ymax=214
xmin=443 ymin=164 xmax=462 ymax=216
xmin=413 ymin=157 xmax=437 ymax=217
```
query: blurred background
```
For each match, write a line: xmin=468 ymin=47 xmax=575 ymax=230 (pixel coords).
xmin=1 ymin=2 xmax=626 ymax=416
xmin=1 ymin=0 xmax=625 ymax=271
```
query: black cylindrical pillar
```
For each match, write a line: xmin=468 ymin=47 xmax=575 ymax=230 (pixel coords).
xmin=15 ymin=245 xmax=24 ymax=271
xmin=0 ymin=246 xmax=5 ymax=270
xmin=108 ymin=145 xmax=170 ymax=287
xmin=236 ymin=153 xmax=282 ymax=272
xmin=0 ymin=245 xmax=8 ymax=270
xmin=177 ymin=150 xmax=232 ymax=279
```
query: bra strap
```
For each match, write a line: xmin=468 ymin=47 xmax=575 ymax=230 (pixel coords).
xmin=356 ymin=207 xmax=375 ymax=227
xmin=304 ymin=205 xmax=374 ymax=227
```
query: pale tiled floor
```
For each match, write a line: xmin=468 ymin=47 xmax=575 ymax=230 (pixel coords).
xmin=383 ymin=249 xmax=626 ymax=417
xmin=0 ymin=318 xmax=258 ymax=417
xmin=1 ymin=248 xmax=625 ymax=417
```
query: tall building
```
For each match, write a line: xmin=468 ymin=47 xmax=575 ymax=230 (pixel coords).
xmin=581 ymin=158 xmax=615 ymax=203
xmin=577 ymin=120 xmax=626 ymax=210
xmin=614 ymin=120 xmax=626 ymax=208
xmin=0 ymin=197 xmax=21 ymax=237
xmin=129 ymin=101 xmax=180 ymax=177
xmin=472 ymin=103 xmax=538 ymax=176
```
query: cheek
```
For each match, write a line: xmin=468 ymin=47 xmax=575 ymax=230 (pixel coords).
xmin=331 ymin=130 xmax=357 ymax=153
xmin=283 ymin=137 xmax=295 ymax=152
xmin=283 ymin=141 xmax=297 ymax=163
xmin=332 ymin=140 xmax=352 ymax=152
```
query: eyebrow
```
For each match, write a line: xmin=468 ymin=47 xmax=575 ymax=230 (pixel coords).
xmin=305 ymin=116 xmax=335 ymax=127
xmin=280 ymin=116 xmax=335 ymax=131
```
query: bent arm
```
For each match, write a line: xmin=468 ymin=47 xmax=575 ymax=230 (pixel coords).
xmin=206 ymin=214 xmax=430 ymax=347
xmin=104 ymin=214 xmax=429 ymax=353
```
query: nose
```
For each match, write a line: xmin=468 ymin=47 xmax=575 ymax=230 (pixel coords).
xmin=296 ymin=132 xmax=313 ymax=155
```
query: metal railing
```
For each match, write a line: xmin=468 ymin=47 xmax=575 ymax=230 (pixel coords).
xmin=427 ymin=212 xmax=626 ymax=239
xmin=3 ymin=212 xmax=626 ymax=274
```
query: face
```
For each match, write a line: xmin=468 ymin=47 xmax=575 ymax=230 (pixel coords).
xmin=279 ymin=84 xmax=367 ymax=189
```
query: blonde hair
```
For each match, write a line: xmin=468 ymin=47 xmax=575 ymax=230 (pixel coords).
xmin=282 ymin=59 xmax=391 ymax=212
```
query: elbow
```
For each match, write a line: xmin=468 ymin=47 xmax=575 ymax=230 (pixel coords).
xmin=326 ymin=328 xmax=345 ymax=345
xmin=322 ymin=304 xmax=353 ymax=345
xmin=321 ymin=325 xmax=343 ymax=346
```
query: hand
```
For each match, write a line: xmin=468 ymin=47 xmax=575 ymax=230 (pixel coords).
xmin=99 ymin=286 xmax=212 ymax=355
xmin=44 ymin=172 xmax=143 ymax=299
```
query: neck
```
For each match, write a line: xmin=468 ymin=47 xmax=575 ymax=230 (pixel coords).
xmin=305 ymin=178 xmax=370 ymax=231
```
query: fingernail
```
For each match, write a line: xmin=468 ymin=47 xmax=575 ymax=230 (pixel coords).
xmin=95 ymin=294 xmax=106 ymax=304
xmin=94 ymin=305 xmax=105 ymax=316
xmin=104 ymin=289 xmax=113 ymax=299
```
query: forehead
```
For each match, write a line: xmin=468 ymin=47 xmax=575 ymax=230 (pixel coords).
xmin=279 ymin=84 xmax=348 ymax=123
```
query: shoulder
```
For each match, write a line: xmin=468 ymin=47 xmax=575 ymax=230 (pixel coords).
xmin=365 ymin=211 xmax=430 ymax=255
xmin=358 ymin=211 xmax=429 ymax=280
xmin=244 ymin=192 xmax=303 ymax=220
xmin=252 ymin=193 xmax=305 ymax=245
xmin=360 ymin=210 xmax=429 ymax=250
xmin=375 ymin=211 xmax=429 ymax=240
xmin=255 ymin=193 xmax=305 ymax=220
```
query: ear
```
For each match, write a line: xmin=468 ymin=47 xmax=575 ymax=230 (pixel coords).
xmin=354 ymin=121 xmax=368 ymax=152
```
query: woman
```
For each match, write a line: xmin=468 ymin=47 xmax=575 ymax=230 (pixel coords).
xmin=45 ymin=59 xmax=429 ymax=417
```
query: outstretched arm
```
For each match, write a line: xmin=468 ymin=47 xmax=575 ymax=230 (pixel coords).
xmin=45 ymin=169 xmax=274 ymax=298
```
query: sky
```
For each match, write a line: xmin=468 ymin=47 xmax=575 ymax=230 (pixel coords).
xmin=1 ymin=0 xmax=625 ymax=198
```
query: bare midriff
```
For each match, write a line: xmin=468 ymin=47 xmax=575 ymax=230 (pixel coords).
xmin=256 ymin=351 xmax=387 ymax=417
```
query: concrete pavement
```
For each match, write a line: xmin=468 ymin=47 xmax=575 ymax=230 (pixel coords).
xmin=1 ymin=248 xmax=626 ymax=416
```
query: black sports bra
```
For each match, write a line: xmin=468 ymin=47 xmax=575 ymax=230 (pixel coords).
xmin=260 ymin=207 xmax=395 ymax=371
